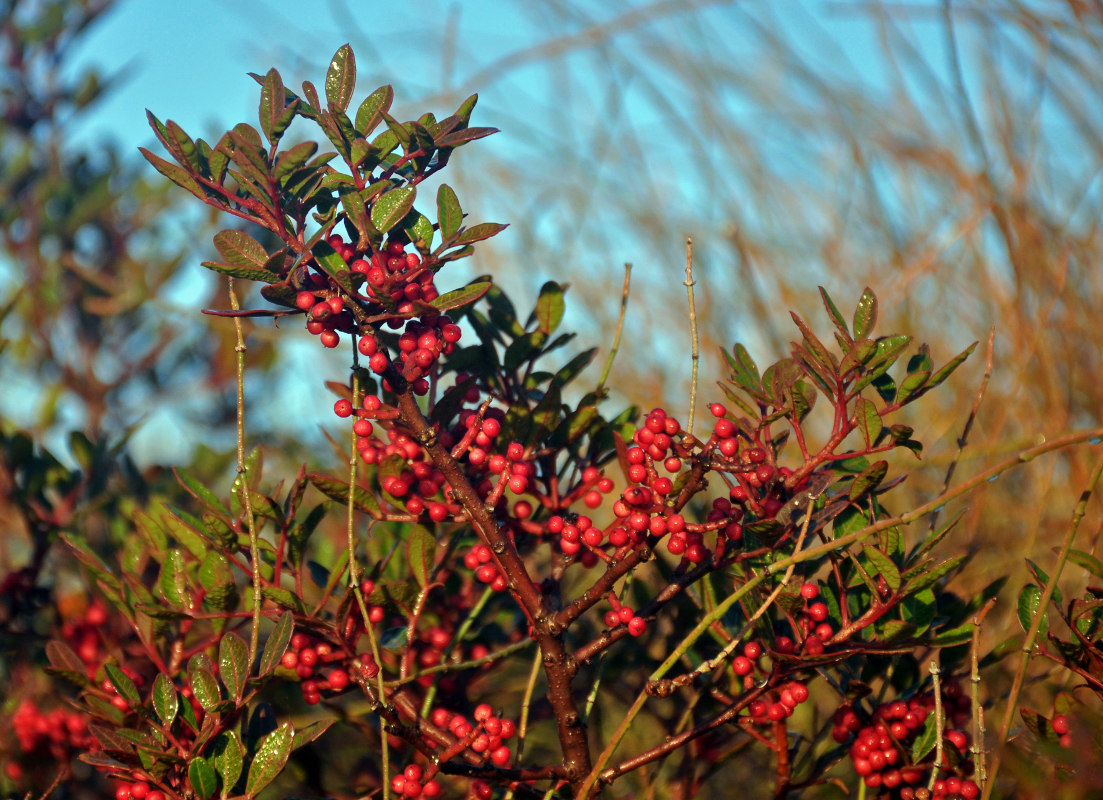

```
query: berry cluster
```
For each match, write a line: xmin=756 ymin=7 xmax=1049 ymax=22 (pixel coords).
xmin=59 ymin=600 xmax=109 ymax=667
xmin=833 ymin=685 xmax=976 ymax=798
xmin=114 ymin=780 xmax=165 ymax=800
xmin=390 ymin=764 xmax=441 ymax=798
xmin=602 ymin=593 xmax=648 ymax=637
xmin=792 ymin=582 xmax=835 ymax=656
xmin=11 ymin=699 xmax=92 ymax=765
xmin=281 ymin=616 xmax=380 ymax=705
xmin=706 ymin=403 xmax=799 ymax=520
xmin=429 ymin=704 xmax=517 ymax=768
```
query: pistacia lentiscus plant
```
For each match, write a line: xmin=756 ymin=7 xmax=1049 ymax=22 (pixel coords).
xmin=11 ymin=43 xmax=1103 ymax=800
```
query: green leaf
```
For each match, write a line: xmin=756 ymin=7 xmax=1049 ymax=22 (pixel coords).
xmin=133 ymin=511 xmax=168 ymax=556
xmin=1025 ymin=559 xmax=1063 ymax=608
xmin=1068 ymin=549 xmax=1103 ymax=580
xmin=407 ymin=525 xmax=437 ymax=588
xmin=152 ymin=673 xmax=179 ymax=726
xmin=291 ymin=719 xmax=334 ymax=751
xmin=932 ymin=622 xmax=974 ymax=645
xmin=818 ymin=286 xmax=851 ymax=342
xmin=535 ymin=281 xmax=566 ymax=335
xmin=175 ymin=469 xmax=229 ymax=515
xmin=370 ymin=186 xmax=416 ymax=233
xmin=862 ymin=546 xmax=901 ymax=593
xmin=551 ymin=347 xmax=598 ymax=388
xmin=189 ymin=756 xmax=219 ymax=800
xmin=911 ymin=712 xmax=938 ymax=762
xmin=404 ymin=212 xmax=434 ymax=251
xmin=430 ymin=280 xmax=492 ymax=313
xmin=310 ymin=239 xmax=359 ymax=295
xmin=848 ymin=460 xmax=888 ymax=502
xmin=904 ymin=555 xmax=967 ymax=594
xmin=927 ymin=341 xmax=978 ymax=392
xmin=213 ymin=230 xmax=268 ymax=270
xmin=355 ymin=84 xmax=393 ymax=136
xmin=212 ymin=730 xmax=245 ymax=797
xmin=259 ymin=68 xmax=286 ymax=145
xmin=455 ymin=221 xmax=507 ymax=245
xmin=790 ymin=311 xmax=838 ymax=377
xmin=189 ymin=664 xmax=222 ymax=711
xmin=437 ymin=183 xmax=463 ymax=241
xmin=196 ymin=551 xmax=234 ymax=609
xmin=259 ymin=612 xmax=294 ymax=677
xmin=162 ymin=508 xmax=207 ymax=559
xmin=852 ymin=287 xmax=877 ymax=340
xmin=727 ymin=343 xmax=761 ymax=393
xmin=45 ymin=640 xmax=90 ymax=687
xmin=307 ymin=472 xmax=381 ymax=516
xmin=896 ymin=370 xmax=930 ymax=405
xmin=139 ymin=147 xmax=207 ymax=200
xmin=325 ymin=44 xmax=356 ymax=113
xmin=855 ymin=397 xmax=882 ymax=449
xmin=105 ymin=662 xmax=141 ymax=707
xmin=245 ymin=722 xmax=293 ymax=798
xmin=261 ymin=586 xmax=304 ymax=613
xmin=434 ymin=125 xmax=498 ymax=148
xmin=219 ymin=633 xmax=249 ymax=701
xmin=160 ymin=548 xmax=187 ymax=607
xmin=200 ymin=262 xmax=276 ymax=283
xmin=1017 ymin=584 xmax=1048 ymax=637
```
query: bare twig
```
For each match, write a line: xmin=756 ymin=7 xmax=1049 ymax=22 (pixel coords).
xmin=227 ymin=278 xmax=262 ymax=667
xmin=597 ymin=263 xmax=632 ymax=392
xmin=684 ymin=238 xmax=700 ymax=437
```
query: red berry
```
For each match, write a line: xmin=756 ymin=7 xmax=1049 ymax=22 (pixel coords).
xmin=799 ymin=583 xmax=819 ymax=600
xmin=320 ymin=330 xmax=340 ymax=348
xmin=709 ymin=403 xmax=726 ymax=417
xmin=296 ymin=291 xmax=316 ymax=310
xmin=334 ymin=399 xmax=353 ymax=418
xmin=1052 ymin=714 xmax=1070 ymax=735
xmin=627 ymin=616 xmax=647 ymax=636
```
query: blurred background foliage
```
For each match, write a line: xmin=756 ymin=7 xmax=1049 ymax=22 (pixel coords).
xmin=1 ymin=0 xmax=1102 ymax=795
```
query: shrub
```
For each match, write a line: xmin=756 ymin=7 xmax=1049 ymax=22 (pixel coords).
xmin=4 ymin=41 xmax=1103 ymax=800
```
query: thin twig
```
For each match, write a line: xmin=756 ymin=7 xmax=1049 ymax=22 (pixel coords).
xmin=931 ymin=326 xmax=995 ymax=533
xmin=927 ymin=660 xmax=944 ymax=793
xmin=971 ymin=597 xmax=997 ymax=794
xmin=684 ymin=239 xmax=699 ymax=437
xmin=984 ymin=445 xmax=1103 ymax=799
xmin=227 ymin=278 xmax=262 ymax=667
xmin=597 ymin=263 xmax=632 ymax=392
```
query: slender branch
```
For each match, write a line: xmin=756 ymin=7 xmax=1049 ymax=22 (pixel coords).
xmin=597 ymin=263 xmax=632 ymax=392
xmin=684 ymin=239 xmax=699 ymax=437
xmin=227 ymin=277 xmax=262 ymax=667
